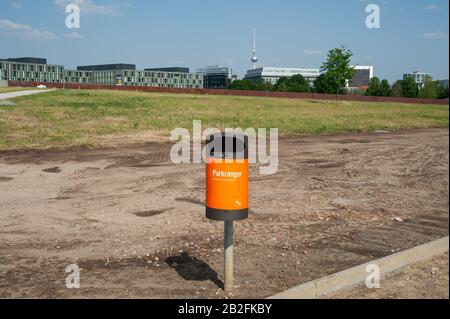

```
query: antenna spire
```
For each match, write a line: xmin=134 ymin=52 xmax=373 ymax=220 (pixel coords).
xmin=251 ymin=28 xmax=258 ymax=69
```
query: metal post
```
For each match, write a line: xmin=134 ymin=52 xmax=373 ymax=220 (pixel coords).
xmin=224 ymin=220 xmax=234 ymax=292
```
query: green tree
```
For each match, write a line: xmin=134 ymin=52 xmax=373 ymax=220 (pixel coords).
xmin=228 ymin=79 xmax=273 ymax=91
xmin=366 ymin=77 xmax=382 ymax=96
xmin=228 ymin=79 xmax=253 ymax=90
xmin=366 ymin=78 xmax=390 ymax=97
xmin=437 ymin=82 xmax=449 ymax=99
xmin=401 ymin=76 xmax=418 ymax=98
xmin=253 ymin=79 xmax=274 ymax=91
xmin=274 ymin=74 xmax=310 ymax=93
xmin=273 ymin=77 xmax=289 ymax=91
xmin=319 ymin=46 xmax=355 ymax=94
xmin=313 ymin=74 xmax=335 ymax=94
xmin=288 ymin=74 xmax=311 ymax=92
xmin=390 ymin=80 xmax=403 ymax=97
xmin=380 ymin=79 xmax=391 ymax=97
xmin=418 ymin=78 xmax=438 ymax=99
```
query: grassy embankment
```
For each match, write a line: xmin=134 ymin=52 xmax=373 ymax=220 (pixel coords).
xmin=0 ymin=89 xmax=448 ymax=150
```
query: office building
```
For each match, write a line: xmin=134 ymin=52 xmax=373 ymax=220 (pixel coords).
xmin=64 ymin=69 xmax=93 ymax=84
xmin=5 ymin=57 xmax=48 ymax=64
xmin=0 ymin=58 xmax=203 ymax=89
xmin=244 ymin=67 xmax=320 ymax=85
xmin=403 ymin=71 xmax=432 ymax=88
xmin=347 ymin=65 xmax=374 ymax=89
xmin=0 ymin=58 xmax=64 ymax=83
xmin=77 ymin=63 xmax=136 ymax=71
xmin=145 ymin=67 xmax=189 ymax=73
xmin=196 ymin=65 xmax=236 ymax=89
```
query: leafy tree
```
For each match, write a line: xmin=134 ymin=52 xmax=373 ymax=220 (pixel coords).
xmin=319 ymin=46 xmax=355 ymax=94
xmin=228 ymin=79 xmax=273 ymax=91
xmin=273 ymin=77 xmax=289 ymax=91
xmin=380 ymin=79 xmax=391 ymax=97
xmin=390 ymin=80 xmax=403 ymax=97
xmin=313 ymin=74 xmax=335 ymax=94
xmin=228 ymin=79 xmax=253 ymax=90
xmin=287 ymin=74 xmax=311 ymax=92
xmin=401 ymin=76 xmax=418 ymax=98
xmin=366 ymin=77 xmax=382 ymax=96
xmin=437 ymin=82 xmax=449 ymax=99
xmin=253 ymin=79 xmax=274 ymax=91
xmin=366 ymin=78 xmax=391 ymax=97
xmin=418 ymin=78 xmax=438 ymax=99
xmin=274 ymin=74 xmax=310 ymax=93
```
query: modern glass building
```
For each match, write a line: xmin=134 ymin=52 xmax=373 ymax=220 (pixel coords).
xmin=145 ymin=67 xmax=190 ymax=73
xmin=119 ymin=69 xmax=202 ymax=88
xmin=347 ymin=66 xmax=374 ymax=88
xmin=64 ymin=70 xmax=93 ymax=84
xmin=0 ymin=58 xmax=203 ymax=89
xmin=196 ymin=65 xmax=236 ymax=89
xmin=0 ymin=58 xmax=64 ymax=83
xmin=244 ymin=67 xmax=321 ymax=85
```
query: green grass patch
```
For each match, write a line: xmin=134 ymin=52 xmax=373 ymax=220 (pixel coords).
xmin=0 ymin=89 xmax=448 ymax=150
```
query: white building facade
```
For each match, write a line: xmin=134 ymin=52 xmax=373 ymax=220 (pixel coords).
xmin=244 ymin=67 xmax=321 ymax=85
xmin=403 ymin=71 xmax=432 ymax=89
xmin=347 ymin=65 xmax=374 ymax=89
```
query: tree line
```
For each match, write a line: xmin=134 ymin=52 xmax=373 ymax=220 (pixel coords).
xmin=228 ymin=46 xmax=449 ymax=100
xmin=365 ymin=76 xmax=449 ymax=99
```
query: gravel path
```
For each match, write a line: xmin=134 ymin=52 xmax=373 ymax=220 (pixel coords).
xmin=0 ymin=89 xmax=54 ymax=100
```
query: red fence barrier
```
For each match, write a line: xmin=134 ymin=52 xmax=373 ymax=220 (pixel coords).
xmin=7 ymin=81 xmax=449 ymax=106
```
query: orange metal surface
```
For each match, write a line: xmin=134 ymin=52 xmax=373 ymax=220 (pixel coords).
xmin=206 ymin=158 xmax=249 ymax=211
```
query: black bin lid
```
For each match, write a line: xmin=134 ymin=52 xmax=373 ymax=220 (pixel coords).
xmin=206 ymin=133 xmax=248 ymax=160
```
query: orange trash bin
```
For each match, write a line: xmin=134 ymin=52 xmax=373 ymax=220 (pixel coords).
xmin=206 ymin=133 xmax=249 ymax=221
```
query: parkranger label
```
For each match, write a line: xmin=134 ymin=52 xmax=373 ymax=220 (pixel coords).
xmin=212 ymin=169 xmax=242 ymax=180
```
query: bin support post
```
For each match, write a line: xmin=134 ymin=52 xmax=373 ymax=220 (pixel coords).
xmin=224 ymin=220 xmax=234 ymax=292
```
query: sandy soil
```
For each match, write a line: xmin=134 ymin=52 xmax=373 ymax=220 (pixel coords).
xmin=0 ymin=128 xmax=448 ymax=299
xmin=330 ymin=253 xmax=449 ymax=299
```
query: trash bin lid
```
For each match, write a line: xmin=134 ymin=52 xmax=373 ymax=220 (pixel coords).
xmin=206 ymin=133 xmax=248 ymax=160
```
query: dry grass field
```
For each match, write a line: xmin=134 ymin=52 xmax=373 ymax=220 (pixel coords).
xmin=0 ymin=89 xmax=448 ymax=150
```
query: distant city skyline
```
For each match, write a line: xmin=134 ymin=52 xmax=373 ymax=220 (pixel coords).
xmin=1 ymin=0 xmax=449 ymax=83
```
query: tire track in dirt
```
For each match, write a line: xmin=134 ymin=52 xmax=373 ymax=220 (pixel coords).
xmin=0 ymin=128 xmax=448 ymax=298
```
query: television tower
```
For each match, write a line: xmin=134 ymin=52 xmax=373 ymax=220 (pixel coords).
xmin=251 ymin=28 xmax=258 ymax=69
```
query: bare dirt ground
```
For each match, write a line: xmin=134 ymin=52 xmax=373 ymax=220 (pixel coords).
xmin=0 ymin=128 xmax=448 ymax=299
xmin=330 ymin=253 xmax=449 ymax=299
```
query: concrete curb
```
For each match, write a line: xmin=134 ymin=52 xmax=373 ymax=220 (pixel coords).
xmin=268 ymin=236 xmax=449 ymax=299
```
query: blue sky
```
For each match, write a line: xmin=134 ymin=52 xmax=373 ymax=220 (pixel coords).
xmin=1 ymin=0 xmax=448 ymax=82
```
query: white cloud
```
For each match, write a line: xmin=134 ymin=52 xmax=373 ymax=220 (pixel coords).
xmin=420 ymin=31 xmax=449 ymax=40
xmin=424 ymin=4 xmax=442 ymax=11
xmin=63 ymin=31 xmax=84 ymax=39
xmin=0 ymin=18 xmax=56 ymax=40
xmin=54 ymin=0 xmax=123 ymax=17
xmin=304 ymin=49 xmax=323 ymax=55
xmin=10 ymin=1 xmax=22 ymax=9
